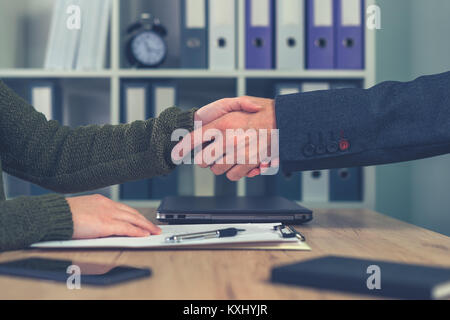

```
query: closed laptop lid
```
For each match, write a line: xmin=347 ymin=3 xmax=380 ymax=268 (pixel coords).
xmin=158 ymin=196 xmax=312 ymax=215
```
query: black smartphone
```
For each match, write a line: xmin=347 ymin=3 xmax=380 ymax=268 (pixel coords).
xmin=0 ymin=257 xmax=151 ymax=286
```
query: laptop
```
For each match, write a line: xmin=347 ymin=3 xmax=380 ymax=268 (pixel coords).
xmin=157 ymin=196 xmax=313 ymax=224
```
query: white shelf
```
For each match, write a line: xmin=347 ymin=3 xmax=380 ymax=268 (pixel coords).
xmin=243 ymin=70 xmax=367 ymax=79
xmin=118 ymin=69 xmax=240 ymax=78
xmin=0 ymin=69 xmax=113 ymax=78
xmin=0 ymin=69 xmax=367 ymax=79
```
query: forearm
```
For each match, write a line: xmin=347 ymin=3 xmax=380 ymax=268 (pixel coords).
xmin=0 ymin=195 xmax=73 ymax=251
xmin=275 ymin=71 xmax=450 ymax=172
xmin=0 ymin=81 xmax=196 ymax=193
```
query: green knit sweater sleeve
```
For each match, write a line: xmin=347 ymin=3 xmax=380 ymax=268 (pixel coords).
xmin=0 ymin=81 xmax=196 ymax=192
xmin=0 ymin=80 xmax=196 ymax=251
xmin=0 ymin=194 xmax=73 ymax=251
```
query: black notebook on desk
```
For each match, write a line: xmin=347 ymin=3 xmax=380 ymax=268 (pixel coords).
xmin=271 ymin=256 xmax=450 ymax=299
xmin=156 ymin=196 xmax=313 ymax=224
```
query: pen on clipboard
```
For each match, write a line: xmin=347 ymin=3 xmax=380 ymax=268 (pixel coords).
xmin=165 ymin=228 xmax=246 ymax=243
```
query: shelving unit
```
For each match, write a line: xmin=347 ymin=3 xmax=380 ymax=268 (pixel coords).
xmin=0 ymin=0 xmax=377 ymax=210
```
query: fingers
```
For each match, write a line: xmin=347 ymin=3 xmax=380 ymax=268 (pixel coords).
xmin=114 ymin=201 xmax=141 ymax=215
xmin=246 ymin=168 xmax=261 ymax=178
xmin=116 ymin=211 xmax=161 ymax=235
xmin=221 ymin=139 xmax=264 ymax=180
xmin=70 ymin=194 xmax=163 ymax=240
xmin=195 ymin=140 xmax=226 ymax=168
xmin=113 ymin=202 xmax=161 ymax=235
xmin=195 ymin=97 xmax=262 ymax=125
xmin=226 ymin=164 xmax=259 ymax=181
xmin=174 ymin=120 xmax=223 ymax=163
xmin=180 ymin=96 xmax=263 ymax=160
xmin=205 ymin=126 xmax=260 ymax=177
xmin=247 ymin=160 xmax=278 ymax=177
xmin=236 ymin=97 xmax=263 ymax=113
xmin=210 ymin=163 xmax=234 ymax=176
xmin=108 ymin=221 xmax=151 ymax=238
xmin=222 ymin=97 xmax=262 ymax=113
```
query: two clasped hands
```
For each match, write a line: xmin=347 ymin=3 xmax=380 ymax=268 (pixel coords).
xmin=70 ymin=96 xmax=278 ymax=240
xmin=176 ymin=96 xmax=278 ymax=180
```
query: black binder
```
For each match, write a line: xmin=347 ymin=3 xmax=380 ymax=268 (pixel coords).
xmin=271 ymin=256 xmax=450 ymax=299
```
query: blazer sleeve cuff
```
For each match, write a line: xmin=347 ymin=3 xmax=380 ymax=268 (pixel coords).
xmin=275 ymin=88 xmax=371 ymax=172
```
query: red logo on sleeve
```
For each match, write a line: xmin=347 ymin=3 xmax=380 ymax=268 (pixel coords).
xmin=339 ymin=139 xmax=350 ymax=151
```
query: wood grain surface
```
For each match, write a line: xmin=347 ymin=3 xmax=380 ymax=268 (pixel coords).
xmin=0 ymin=208 xmax=448 ymax=299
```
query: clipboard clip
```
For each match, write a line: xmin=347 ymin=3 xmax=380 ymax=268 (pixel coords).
xmin=274 ymin=224 xmax=306 ymax=242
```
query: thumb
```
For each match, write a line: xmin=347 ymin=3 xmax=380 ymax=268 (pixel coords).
xmin=195 ymin=97 xmax=262 ymax=125
xmin=236 ymin=97 xmax=263 ymax=113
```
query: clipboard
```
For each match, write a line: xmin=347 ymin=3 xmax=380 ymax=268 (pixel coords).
xmin=31 ymin=223 xmax=311 ymax=251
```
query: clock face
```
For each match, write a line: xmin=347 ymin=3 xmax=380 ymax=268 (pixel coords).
xmin=131 ymin=31 xmax=167 ymax=67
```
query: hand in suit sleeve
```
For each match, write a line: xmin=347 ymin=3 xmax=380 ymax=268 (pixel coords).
xmin=276 ymin=71 xmax=450 ymax=174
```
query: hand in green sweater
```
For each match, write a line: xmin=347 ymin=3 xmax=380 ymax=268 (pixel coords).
xmin=0 ymin=80 xmax=196 ymax=251
xmin=0 ymin=81 xmax=261 ymax=251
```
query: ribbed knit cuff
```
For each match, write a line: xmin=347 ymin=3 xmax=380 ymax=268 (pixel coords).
xmin=33 ymin=194 xmax=74 ymax=241
xmin=0 ymin=194 xmax=73 ymax=251
xmin=162 ymin=107 xmax=198 ymax=170
xmin=176 ymin=107 xmax=198 ymax=132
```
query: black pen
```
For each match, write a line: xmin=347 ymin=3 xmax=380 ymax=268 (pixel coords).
xmin=165 ymin=228 xmax=246 ymax=243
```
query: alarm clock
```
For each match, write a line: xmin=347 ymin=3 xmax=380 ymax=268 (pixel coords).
xmin=125 ymin=13 xmax=168 ymax=68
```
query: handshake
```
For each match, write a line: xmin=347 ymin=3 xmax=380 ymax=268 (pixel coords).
xmin=172 ymin=96 xmax=280 ymax=181
xmin=69 ymin=95 xmax=281 ymax=240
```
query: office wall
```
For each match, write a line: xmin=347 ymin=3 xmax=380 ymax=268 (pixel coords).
xmin=374 ymin=0 xmax=413 ymax=223
xmin=0 ymin=0 xmax=53 ymax=68
xmin=408 ymin=0 xmax=450 ymax=236
xmin=375 ymin=0 xmax=450 ymax=235
xmin=0 ymin=1 xmax=26 ymax=67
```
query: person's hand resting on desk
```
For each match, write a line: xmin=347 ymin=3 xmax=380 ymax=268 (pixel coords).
xmin=67 ymin=195 xmax=161 ymax=239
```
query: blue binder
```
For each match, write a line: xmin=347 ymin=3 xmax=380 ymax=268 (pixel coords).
xmin=329 ymin=167 xmax=363 ymax=201
xmin=29 ymin=81 xmax=61 ymax=196
xmin=180 ymin=0 xmax=208 ymax=68
xmin=335 ymin=0 xmax=364 ymax=69
xmin=245 ymin=0 xmax=274 ymax=69
xmin=120 ymin=82 xmax=152 ymax=200
xmin=149 ymin=82 xmax=179 ymax=199
xmin=306 ymin=0 xmax=335 ymax=69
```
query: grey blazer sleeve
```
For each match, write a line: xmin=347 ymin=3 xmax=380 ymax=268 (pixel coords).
xmin=275 ymin=71 xmax=450 ymax=173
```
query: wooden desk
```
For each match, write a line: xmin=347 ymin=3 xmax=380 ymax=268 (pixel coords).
xmin=0 ymin=208 xmax=449 ymax=299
